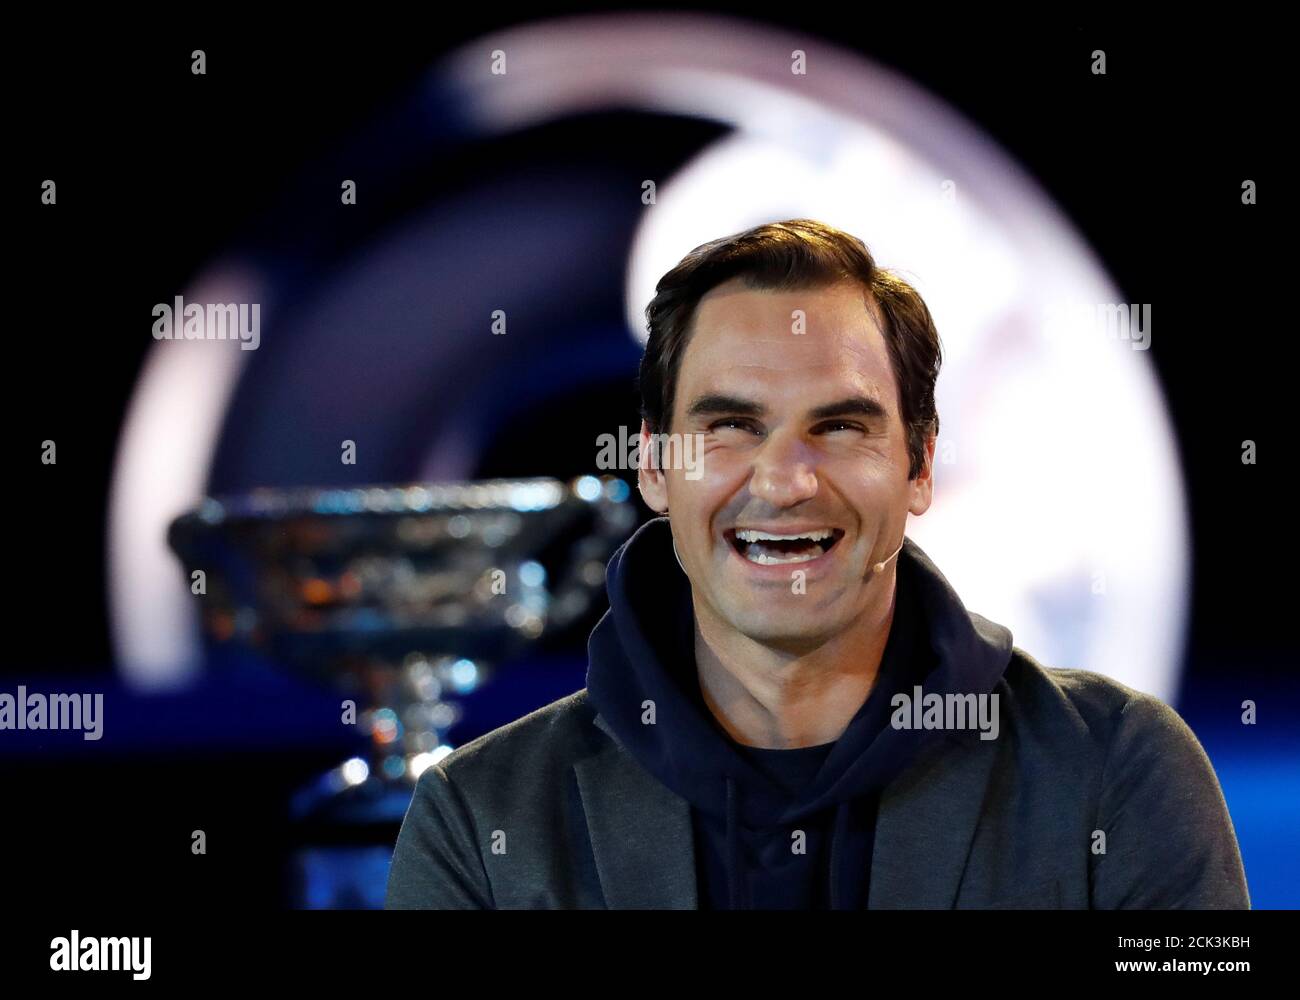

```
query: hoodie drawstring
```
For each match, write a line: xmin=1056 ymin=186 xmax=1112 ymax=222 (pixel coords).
xmin=725 ymin=775 xmax=742 ymax=909
xmin=830 ymin=799 xmax=850 ymax=909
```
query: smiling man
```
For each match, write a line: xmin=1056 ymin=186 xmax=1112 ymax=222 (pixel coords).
xmin=386 ymin=219 xmax=1250 ymax=910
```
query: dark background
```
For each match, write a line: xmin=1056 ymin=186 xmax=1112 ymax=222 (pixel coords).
xmin=6 ymin=10 xmax=1295 ymax=910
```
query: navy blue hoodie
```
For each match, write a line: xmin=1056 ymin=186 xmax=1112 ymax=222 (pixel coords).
xmin=585 ymin=516 xmax=1014 ymax=910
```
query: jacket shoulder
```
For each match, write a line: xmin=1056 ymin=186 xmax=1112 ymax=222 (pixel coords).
xmin=1000 ymin=646 xmax=1173 ymax=742
xmin=434 ymin=688 xmax=600 ymax=785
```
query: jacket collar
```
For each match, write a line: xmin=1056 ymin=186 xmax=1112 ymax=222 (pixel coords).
xmin=578 ymin=711 xmax=999 ymax=908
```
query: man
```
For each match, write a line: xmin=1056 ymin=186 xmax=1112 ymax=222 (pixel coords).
xmin=385 ymin=219 xmax=1249 ymax=909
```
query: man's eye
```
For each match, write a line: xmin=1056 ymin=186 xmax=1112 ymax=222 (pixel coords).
xmin=709 ymin=418 xmax=757 ymax=433
xmin=708 ymin=419 xmax=864 ymax=434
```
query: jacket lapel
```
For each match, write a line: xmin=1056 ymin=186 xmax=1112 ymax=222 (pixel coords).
xmin=575 ymin=712 xmax=698 ymax=908
xmin=868 ymin=729 xmax=1001 ymax=908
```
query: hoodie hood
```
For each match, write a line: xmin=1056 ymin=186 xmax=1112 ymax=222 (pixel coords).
xmin=585 ymin=516 xmax=1014 ymax=907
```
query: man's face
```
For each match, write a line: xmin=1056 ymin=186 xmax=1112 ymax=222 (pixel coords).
xmin=638 ymin=276 xmax=934 ymax=652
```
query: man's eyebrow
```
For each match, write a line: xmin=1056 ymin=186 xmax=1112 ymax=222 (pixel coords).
xmin=684 ymin=393 xmax=887 ymax=421
xmin=808 ymin=396 xmax=888 ymax=420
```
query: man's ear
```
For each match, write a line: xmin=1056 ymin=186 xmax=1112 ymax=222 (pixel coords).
xmin=637 ymin=419 xmax=669 ymax=514
xmin=908 ymin=433 xmax=936 ymax=517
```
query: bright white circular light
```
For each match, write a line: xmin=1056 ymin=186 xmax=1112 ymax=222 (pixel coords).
xmin=341 ymin=757 xmax=370 ymax=786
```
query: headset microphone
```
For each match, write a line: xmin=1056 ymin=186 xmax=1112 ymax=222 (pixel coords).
xmin=872 ymin=538 xmax=905 ymax=575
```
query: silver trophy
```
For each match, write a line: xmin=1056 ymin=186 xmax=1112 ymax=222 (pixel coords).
xmin=167 ymin=475 xmax=635 ymax=826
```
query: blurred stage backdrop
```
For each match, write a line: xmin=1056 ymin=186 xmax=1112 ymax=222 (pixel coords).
xmin=8 ymin=13 xmax=1295 ymax=909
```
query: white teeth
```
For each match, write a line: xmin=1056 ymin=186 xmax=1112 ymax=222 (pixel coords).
xmin=743 ymin=549 xmax=822 ymax=565
xmin=735 ymin=528 xmax=833 ymax=542
xmin=728 ymin=528 xmax=839 ymax=567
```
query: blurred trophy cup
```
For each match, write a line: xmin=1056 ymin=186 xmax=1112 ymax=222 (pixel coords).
xmin=167 ymin=475 xmax=635 ymax=827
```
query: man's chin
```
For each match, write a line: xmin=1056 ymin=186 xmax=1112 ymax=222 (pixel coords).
xmin=724 ymin=610 xmax=833 ymax=649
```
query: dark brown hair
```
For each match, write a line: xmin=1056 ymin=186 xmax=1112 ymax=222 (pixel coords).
xmin=638 ymin=218 xmax=942 ymax=480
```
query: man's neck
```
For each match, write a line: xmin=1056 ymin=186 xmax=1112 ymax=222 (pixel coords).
xmin=692 ymin=574 xmax=898 ymax=750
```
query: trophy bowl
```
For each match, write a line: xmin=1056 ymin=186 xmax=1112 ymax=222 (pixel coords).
xmin=167 ymin=475 xmax=636 ymax=824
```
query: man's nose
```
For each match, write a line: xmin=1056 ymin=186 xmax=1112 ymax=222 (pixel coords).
xmin=748 ymin=432 xmax=819 ymax=507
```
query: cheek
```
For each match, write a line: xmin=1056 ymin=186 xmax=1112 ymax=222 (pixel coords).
xmin=671 ymin=452 xmax=744 ymax=505
xmin=696 ymin=442 xmax=749 ymax=477
xmin=823 ymin=461 xmax=881 ymax=497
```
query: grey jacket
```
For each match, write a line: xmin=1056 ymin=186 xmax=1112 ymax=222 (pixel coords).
xmin=384 ymin=653 xmax=1250 ymax=909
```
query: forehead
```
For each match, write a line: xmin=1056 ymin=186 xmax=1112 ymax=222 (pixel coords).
xmin=677 ymin=278 xmax=894 ymax=408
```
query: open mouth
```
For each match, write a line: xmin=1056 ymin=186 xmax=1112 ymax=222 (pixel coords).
xmin=724 ymin=527 xmax=844 ymax=565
